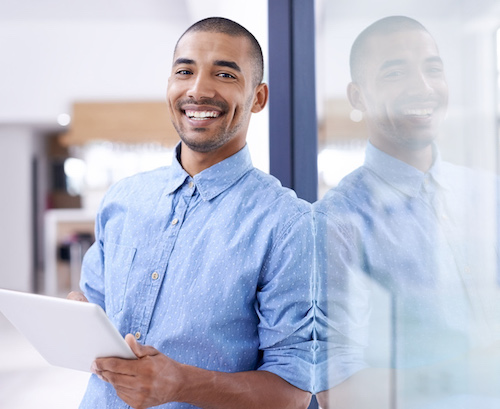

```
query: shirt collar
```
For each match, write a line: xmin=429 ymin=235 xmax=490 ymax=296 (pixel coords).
xmin=164 ymin=143 xmax=254 ymax=201
xmin=427 ymin=150 xmax=452 ymax=191
xmin=363 ymin=142 xmax=448 ymax=197
xmin=162 ymin=143 xmax=188 ymax=195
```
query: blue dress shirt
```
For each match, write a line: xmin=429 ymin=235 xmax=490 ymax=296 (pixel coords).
xmin=79 ymin=144 xmax=315 ymax=408
xmin=314 ymin=142 xmax=500 ymax=397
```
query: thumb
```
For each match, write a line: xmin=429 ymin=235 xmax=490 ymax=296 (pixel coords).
xmin=125 ymin=333 xmax=158 ymax=358
xmin=67 ymin=291 xmax=88 ymax=302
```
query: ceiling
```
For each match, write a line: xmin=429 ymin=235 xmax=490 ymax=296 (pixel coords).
xmin=0 ymin=0 xmax=190 ymax=22
xmin=0 ymin=0 xmax=266 ymax=28
xmin=318 ymin=0 xmax=500 ymax=22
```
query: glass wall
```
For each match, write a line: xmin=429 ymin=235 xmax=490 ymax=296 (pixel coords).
xmin=314 ymin=0 xmax=500 ymax=407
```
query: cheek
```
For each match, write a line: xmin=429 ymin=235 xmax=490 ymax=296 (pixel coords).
xmin=165 ymin=98 xmax=176 ymax=117
xmin=438 ymin=84 xmax=449 ymax=103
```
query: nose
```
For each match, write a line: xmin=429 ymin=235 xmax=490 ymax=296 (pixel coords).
xmin=407 ymin=70 xmax=434 ymax=97
xmin=187 ymin=72 xmax=216 ymax=100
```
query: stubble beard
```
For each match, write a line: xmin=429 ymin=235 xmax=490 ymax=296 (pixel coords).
xmin=172 ymin=95 xmax=253 ymax=154
xmin=174 ymin=121 xmax=242 ymax=153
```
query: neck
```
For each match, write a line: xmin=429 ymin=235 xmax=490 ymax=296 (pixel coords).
xmin=179 ymin=141 xmax=245 ymax=176
xmin=370 ymin=140 xmax=434 ymax=172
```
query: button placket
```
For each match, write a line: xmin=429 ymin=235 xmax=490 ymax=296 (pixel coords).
xmin=134 ymin=181 xmax=193 ymax=339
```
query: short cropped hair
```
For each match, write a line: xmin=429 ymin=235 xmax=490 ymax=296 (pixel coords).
xmin=175 ymin=17 xmax=264 ymax=87
xmin=350 ymin=16 xmax=430 ymax=83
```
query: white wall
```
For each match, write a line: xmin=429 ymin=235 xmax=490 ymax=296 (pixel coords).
xmin=0 ymin=20 xmax=185 ymax=123
xmin=0 ymin=126 xmax=38 ymax=291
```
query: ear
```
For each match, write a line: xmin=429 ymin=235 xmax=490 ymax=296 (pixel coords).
xmin=347 ymin=82 xmax=367 ymax=112
xmin=251 ymin=83 xmax=269 ymax=113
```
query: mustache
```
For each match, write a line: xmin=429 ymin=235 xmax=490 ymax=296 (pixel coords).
xmin=396 ymin=96 xmax=440 ymax=105
xmin=176 ymin=98 xmax=228 ymax=111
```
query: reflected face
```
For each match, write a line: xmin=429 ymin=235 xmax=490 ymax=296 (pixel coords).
xmin=167 ymin=31 xmax=260 ymax=154
xmin=352 ymin=30 xmax=448 ymax=153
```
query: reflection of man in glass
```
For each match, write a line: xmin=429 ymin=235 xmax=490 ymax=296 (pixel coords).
xmin=314 ymin=16 xmax=500 ymax=408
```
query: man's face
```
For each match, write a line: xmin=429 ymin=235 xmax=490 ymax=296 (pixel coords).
xmin=351 ymin=29 xmax=448 ymax=153
xmin=167 ymin=31 xmax=263 ymax=154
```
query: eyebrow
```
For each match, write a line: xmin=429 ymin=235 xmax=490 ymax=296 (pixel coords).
xmin=425 ymin=56 xmax=444 ymax=65
xmin=173 ymin=57 xmax=195 ymax=66
xmin=172 ymin=57 xmax=241 ymax=73
xmin=379 ymin=59 xmax=406 ymax=71
xmin=213 ymin=60 xmax=241 ymax=72
xmin=380 ymin=56 xmax=443 ymax=71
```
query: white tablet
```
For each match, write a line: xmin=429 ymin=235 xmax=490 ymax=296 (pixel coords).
xmin=0 ymin=288 xmax=136 ymax=372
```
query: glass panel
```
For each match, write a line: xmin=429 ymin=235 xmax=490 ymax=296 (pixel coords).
xmin=314 ymin=1 xmax=500 ymax=407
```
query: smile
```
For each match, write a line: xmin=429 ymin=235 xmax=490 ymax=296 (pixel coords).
xmin=185 ymin=110 xmax=221 ymax=120
xmin=403 ymin=108 xmax=433 ymax=116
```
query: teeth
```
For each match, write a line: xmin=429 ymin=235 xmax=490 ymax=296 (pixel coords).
xmin=404 ymin=108 xmax=432 ymax=116
xmin=185 ymin=110 xmax=220 ymax=120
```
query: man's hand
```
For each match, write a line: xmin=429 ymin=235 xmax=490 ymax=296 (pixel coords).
xmin=92 ymin=334 xmax=184 ymax=409
xmin=91 ymin=334 xmax=311 ymax=409
xmin=67 ymin=291 xmax=89 ymax=302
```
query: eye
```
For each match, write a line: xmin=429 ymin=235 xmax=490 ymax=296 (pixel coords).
xmin=383 ymin=70 xmax=405 ymax=79
xmin=175 ymin=69 xmax=193 ymax=76
xmin=426 ymin=65 xmax=444 ymax=76
xmin=217 ymin=72 xmax=236 ymax=79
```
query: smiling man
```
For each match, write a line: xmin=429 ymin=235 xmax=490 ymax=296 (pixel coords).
xmin=347 ymin=16 xmax=448 ymax=171
xmin=314 ymin=16 xmax=500 ymax=408
xmin=167 ymin=24 xmax=267 ymax=174
xmin=72 ymin=17 xmax=314 ymax=409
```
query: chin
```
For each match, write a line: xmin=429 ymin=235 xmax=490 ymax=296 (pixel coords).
xmin=180 ymin=135 xmax=229 ymax=154
xmin=404 ymin=134 xmax=437 ymax=151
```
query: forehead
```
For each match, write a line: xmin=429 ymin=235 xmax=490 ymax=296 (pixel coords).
xmin=173 ymin=31 xmax=252 ymax=67
xmin=364 ymin=30 xmax=440 ymax=68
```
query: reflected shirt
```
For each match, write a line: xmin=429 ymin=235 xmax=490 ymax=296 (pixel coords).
xmin=79 ymin=144 xmax=315 ymax=408
xmin=314 ymin=142 xmax=500 ymax=390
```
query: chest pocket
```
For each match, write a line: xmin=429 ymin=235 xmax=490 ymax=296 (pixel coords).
xmin=103 ymin=242 xmax=137 ymax=317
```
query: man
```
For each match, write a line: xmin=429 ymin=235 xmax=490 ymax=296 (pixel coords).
xmin=70 ymin=17 xmax=314 ymax=409
xmin=314 ymin=16 xmax=500 ymax=408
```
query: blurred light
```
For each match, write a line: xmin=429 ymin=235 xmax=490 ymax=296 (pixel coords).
xmin=57 ymin=113 xmax=71 ymax=126
xmin=318 ymin=146 xmax=365 ymax=188
xmin=64 ymin=158 xmax=86 ymax=196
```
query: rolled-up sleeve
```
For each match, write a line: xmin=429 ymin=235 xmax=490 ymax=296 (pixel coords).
xmin=256 ymin=210 xmax=315 ymax=393
xmin=313 ymin=208 xmax=371 ymax=393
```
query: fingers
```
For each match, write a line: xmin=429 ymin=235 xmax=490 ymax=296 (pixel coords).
xmin=92 ymin=356 xmax=158 ymax=398
xmin=67 ymin=291 xmax=88 ymax=302
xmin=94 ymin=365 xmax=136 ymax=388
xmin=94 ymin=357 xmax=139 ymax=376
xmin=93 ymin=339 xmax=159 ymax=377
xmin=91 ymin=347 xmax=182 ymax=408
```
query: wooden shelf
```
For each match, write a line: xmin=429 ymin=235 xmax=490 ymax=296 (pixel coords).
xmin=59 ymin=101 xmax=180 ymax=147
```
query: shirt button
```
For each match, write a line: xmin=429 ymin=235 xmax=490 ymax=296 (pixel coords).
xmin=152 ymin=272 xmax=159 ymax=280
xmin=189 ymin=181 xmax=194 ymax=188
xmin=134 ymin=332 xmax=141 ymax=340
xmin=171 ymin=218 xmax=179 ymax=225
